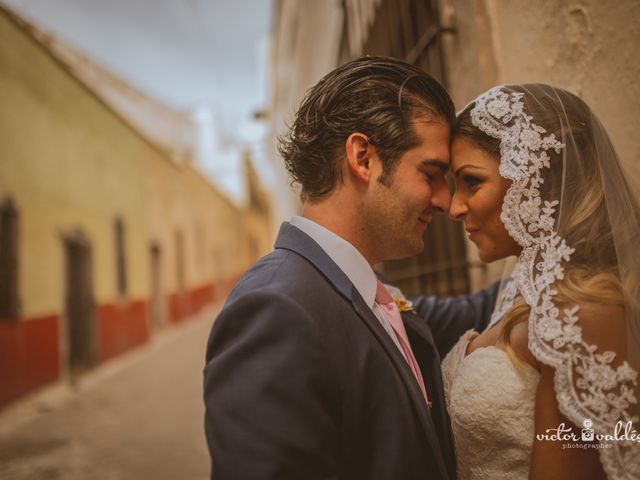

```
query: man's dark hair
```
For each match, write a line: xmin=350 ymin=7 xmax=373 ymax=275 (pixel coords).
xmin=278 ymin=55 xmax=455 ymax=201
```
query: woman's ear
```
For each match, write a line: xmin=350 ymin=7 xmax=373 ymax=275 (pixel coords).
xmin=345 ymin=133 xmax=376 ymax=183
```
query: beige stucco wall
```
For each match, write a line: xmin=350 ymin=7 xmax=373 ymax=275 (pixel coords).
xmin=141 ymin=161 xmax=248 ymax=292
xmin=0 ymin=10 xmax=247 ymax=319
xmin=439 ymin=0 xmax=640 ymax=289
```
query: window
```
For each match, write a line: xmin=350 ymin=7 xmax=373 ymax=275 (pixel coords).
xmin=175 ymin=230 xmax=185 ymax=293
xmin=114 ymin=217 xmax=127 ymax=297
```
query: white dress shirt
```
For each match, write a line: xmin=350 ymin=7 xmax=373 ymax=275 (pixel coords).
xmin=290 ymin=216 xmax=406 ymax=358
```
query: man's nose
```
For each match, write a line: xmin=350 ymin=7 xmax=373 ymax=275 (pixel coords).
xmin=431 ymin=180 xmax=451 ymax=214
xmin=449 ymin=191 xmax=468 ymax=221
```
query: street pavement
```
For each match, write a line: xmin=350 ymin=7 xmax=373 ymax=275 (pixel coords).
xmin=0 ymin=305 xmax=220 ymax=480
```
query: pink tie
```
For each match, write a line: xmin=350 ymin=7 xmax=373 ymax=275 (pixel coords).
xmin=376 ymin=280 xmax=431 ymax=407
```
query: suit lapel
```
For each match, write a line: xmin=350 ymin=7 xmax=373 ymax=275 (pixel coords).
xmin=275 ymin=223 xmax=450 ymax=480
xmin=404 ymin=311 xmax=456 ymax=478
xmin=351 ymin=291 xmax=450 ymax=480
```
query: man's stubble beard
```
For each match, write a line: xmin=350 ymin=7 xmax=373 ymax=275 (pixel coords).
xmin=360 ymin=191 xmax=425 ymax=263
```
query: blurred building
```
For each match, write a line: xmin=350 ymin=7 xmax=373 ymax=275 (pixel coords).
xmin=242 ymin=149 xmax=274 ymax=260
xmin=0 ymin=6 xmax=271 ymax=409
xmin=266 ymin=0 xmax=639 ymax=295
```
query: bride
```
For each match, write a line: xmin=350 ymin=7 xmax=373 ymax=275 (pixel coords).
xmin=441 ymin=84 xmax=640 ymax=479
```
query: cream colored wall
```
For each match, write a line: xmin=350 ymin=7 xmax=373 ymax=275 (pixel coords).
xmin=439 ymin=0 xmax=640 ymax=290
xmin=141 ymin=160 xmax=246 ymax=292
xmin=487 ymin=0 xmax=639 ymax=179
xmin=1 ymin=10 xmax=143 ymax=316
xmin=0 ymin=10 xmax=246 ymax=319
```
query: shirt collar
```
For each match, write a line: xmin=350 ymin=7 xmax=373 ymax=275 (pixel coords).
xmin=290 ymin=216 xmax=377 ymax=307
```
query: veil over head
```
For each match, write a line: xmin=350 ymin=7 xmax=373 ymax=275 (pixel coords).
xmin=467 ymin=84 xmax=640 ymax=479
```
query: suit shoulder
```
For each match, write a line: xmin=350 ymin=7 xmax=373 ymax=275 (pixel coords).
xmin=227 ymin=248 xmax=331 ymax=302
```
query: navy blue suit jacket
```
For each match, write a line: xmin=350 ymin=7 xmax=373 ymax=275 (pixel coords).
xmin=204 ymin=223 xmax=497 ymax=480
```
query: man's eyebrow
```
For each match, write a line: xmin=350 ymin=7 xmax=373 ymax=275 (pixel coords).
xmin=421 ymin=159 xmax=450 ymax=172
xmin=453 ymin=164 xmax=486 ymax=176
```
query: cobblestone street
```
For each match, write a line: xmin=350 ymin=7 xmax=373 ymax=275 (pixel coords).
xmin=0 ymin=306 xmax=219 ymax=480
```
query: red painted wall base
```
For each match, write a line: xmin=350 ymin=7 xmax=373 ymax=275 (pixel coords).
xmin=168 ymin=283 xmax=215 ymax=324
xmin=0 ymin=281 xmax=220 ymax=410
xmin=0 ymin=314 xmax=60 ymax=408
xmin=99 ymin=299 xmax=149 ymax=362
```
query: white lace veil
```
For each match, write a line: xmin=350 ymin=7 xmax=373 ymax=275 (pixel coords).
xmin=462 ymin=84 xmax=640 ymax=479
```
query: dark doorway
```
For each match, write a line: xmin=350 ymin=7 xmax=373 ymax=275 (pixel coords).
xmin=63 ymin=231 xmax=97 ymax=374
xmin=149 ymin=242 xmax=165 ymax=328
xmin=114 ymin=217 xmax=127 ymax=298
xmin=0 ymin=197 xmax=20 ymax=319
xmin=175 ymin=230 xmax=185 ymax=294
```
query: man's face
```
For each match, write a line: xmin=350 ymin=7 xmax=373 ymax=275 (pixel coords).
xmin=362 ymin=119 xmax=452 ymax=262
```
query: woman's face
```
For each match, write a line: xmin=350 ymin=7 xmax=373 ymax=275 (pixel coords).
xmin=450 ymin=137 xmax=521 ymax=263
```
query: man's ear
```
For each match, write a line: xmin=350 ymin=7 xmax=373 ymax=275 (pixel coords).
xmin=345 ymin=132 xmax=376 ymax=183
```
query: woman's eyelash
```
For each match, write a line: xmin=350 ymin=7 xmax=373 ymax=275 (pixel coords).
xmin=463 ymin=175 xmax=482 ymax=185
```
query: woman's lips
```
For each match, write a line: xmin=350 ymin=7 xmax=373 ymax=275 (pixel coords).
xmin=465 ymin=227 xmax=480 ymax=237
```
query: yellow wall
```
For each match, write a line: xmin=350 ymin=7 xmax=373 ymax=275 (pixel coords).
xmin=0 ymin=10 xmax=249 ymax=320
xmin=142 ymin=162 xmax=250 ymax=292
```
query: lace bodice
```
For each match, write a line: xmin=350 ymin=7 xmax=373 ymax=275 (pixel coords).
xmin=441 ymin=330 xmax=541 ymax=480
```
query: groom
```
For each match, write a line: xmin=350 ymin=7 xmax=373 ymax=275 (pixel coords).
xmin=204 ymin=56 xmax=497 ymax=480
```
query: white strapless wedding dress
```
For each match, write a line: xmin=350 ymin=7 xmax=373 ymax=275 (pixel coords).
xmin=441 ymin=330 xmax=541 ymax=479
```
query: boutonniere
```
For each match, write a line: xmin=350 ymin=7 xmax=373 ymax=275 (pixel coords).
xmin=394 ymin=297 xmax=414 ymax=312
xmin=383 ymin=283 xmax=414 ymax=312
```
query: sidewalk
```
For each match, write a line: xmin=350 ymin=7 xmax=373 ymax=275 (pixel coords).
xmin=0 ymin=304 xmax=220 ymax=480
